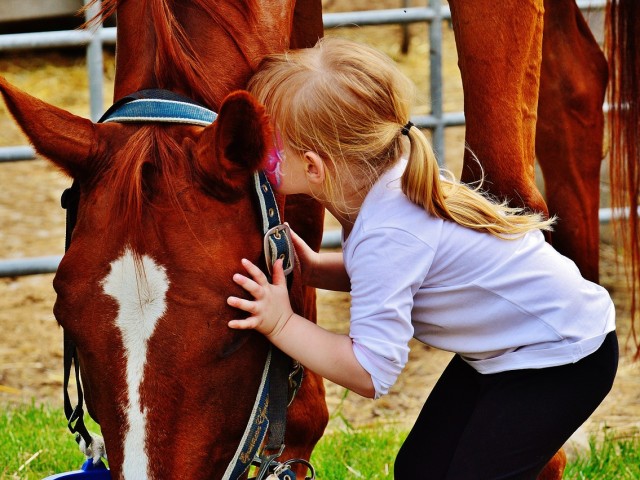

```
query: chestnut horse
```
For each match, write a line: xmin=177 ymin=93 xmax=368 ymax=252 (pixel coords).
xmin=449 ymin=0 xmax=639 ymax=344
xmin=0 ymin=0 xmax=327 ymax=478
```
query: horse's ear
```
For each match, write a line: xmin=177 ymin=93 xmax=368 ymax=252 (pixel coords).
xmin=195 ymin=90 xmax=271 ymax=195
xmin=0 ymin=76 xmax=97 ymax=177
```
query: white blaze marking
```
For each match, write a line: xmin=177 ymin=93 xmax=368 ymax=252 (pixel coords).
xmin=102 ymin=247 xmax=169 ymax=480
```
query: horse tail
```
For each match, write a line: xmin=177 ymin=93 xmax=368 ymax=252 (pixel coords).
xmin=606 ymin=0 xmax=640 ymax=358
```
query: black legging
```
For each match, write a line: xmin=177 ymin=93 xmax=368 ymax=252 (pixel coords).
xmin=394 ymin=331 xmax=618 ymax=479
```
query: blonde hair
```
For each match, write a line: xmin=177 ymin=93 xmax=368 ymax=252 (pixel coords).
xmin=248 ymin=37 xmax=554 ymax=238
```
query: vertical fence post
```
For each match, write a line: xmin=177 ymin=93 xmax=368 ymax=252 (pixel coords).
xmin=428 ymin=0 xmax=445 ymax=165
xmin=84 ymin=0 xmax=104 ymax=121
xmin=401 ymin=0 xmax=411 ymax=54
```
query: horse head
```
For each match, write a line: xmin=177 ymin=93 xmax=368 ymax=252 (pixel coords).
xmin=0 ymin=72 xmax=326 ymax=478
xmin=1 ymin=0 xmax=327 ymax=476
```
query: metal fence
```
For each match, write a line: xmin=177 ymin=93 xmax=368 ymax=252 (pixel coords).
xmin=0 ymin=0 xmax=610 ymax=276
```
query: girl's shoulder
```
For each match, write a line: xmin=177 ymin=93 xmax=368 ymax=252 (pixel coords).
xmin=365 ymin=163 xmax=439 ymax=226
xmin=350 ymin=185 xmax=442 ymax=254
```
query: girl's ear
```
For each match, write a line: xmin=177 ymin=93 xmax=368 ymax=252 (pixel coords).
xmin=303 ymin=151 xmax=325 ymax=186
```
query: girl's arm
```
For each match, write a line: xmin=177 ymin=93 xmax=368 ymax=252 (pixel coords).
xmin=307 ymin=251 xmax=351 ymax=292
xmin=227 ymin=258 xmax=375 ymax=398
xmin=291 ymin=229 xmax=350 ymax=292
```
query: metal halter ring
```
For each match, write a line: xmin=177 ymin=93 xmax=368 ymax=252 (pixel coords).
xmin=280 ymin=458 xmax=316 ymax=480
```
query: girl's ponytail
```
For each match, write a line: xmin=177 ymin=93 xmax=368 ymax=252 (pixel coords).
xmin=401 ymin=126 xmax=555 ymax=238
xmin=401 ymin=125 xmax=446 ymax=217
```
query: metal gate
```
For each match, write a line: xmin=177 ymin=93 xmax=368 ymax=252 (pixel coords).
xmin=0 ymin=0 xmax=609 ymax=276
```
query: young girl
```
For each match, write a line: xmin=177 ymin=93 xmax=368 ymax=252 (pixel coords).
xmin=227 ymin=37 xmax=618 ymax=479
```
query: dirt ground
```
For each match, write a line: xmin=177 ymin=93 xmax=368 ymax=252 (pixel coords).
xmin=1 ymin=3 xmax=638 ymax=460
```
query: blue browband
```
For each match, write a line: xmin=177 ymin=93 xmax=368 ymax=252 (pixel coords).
xmin=102 ymin=98 xmax=217 ymax=126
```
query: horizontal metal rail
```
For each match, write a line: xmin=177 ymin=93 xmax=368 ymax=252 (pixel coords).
xmin=3 ymin=206 xmax=639 ymax=277
xmin=0 ymin=256 xmax=63 ymax=277
xmin=0 ymin=27 xmax=116 ymax=50
xmin=0 ymin=146 xmax=36 ymax=162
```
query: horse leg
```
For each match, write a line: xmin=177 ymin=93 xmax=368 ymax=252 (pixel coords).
xmin=448 ymin=3 xmax=566 ymax=479
xmin=537 ymin=448 xmax=567 ymax=480
xmin=290 ymin=0 xmax=324 ymax=50
xmin=536 ymin=0 xmax=608 ymax=283
xmin=449 ymin=0 xmax=548 ymax=216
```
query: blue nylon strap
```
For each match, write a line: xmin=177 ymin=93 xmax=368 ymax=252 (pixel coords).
xmin=101 ymin=98 xmax=217 ymax=126
xmin=222 ymin=350 xmax=273 ymax=480
xmin=254 ymin=171 xmax=294 ymax=276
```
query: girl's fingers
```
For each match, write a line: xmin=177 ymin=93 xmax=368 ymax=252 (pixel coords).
xmin=227 ymin=295 xmax=256 ymax=314
xmin=241 ymin=258 xmax=268 ymax=285
xmin=227 ymin=295 xmax=260 ymax=330
xmin=232 ymin=273 xmax=262 ymax=298
xmin=228 ymin=318 xmax=258 ymax=330
xmin=271 ymin=258 xmax=286 ymax=286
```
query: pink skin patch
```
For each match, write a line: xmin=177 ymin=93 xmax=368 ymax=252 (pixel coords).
xmin=265 ymin=131 xmax=285 ymax=187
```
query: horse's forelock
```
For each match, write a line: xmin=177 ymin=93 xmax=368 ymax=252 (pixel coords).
xmin=104 ymin=126 xmax=191 ymax=249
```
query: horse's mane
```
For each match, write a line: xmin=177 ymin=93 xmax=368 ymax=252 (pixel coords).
xmin=84 ymin=0 xmax=259 ymax=108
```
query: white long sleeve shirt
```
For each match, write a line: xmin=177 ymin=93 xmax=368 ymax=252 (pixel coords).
xmin=343 ymin=161 xmax=616 ymax=398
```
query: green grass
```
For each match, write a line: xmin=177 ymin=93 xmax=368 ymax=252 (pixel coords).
xmin=563 ymin=431 xmax=640 ymax=480
xmin=0 ymin=402 xmax=103 ymax=479
xmin=311 ymin=426 xmax=404 ymax=479
xmin=1 ymin=403 xmax=639 ymax=479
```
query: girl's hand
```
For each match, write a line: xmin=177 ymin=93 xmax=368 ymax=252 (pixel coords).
xmin=227 ymin=258 xmax=294 ymax=338
xmin=290 ymin=227 xmax=318 ymax=285
xmin=228 ymin=258 xmax=375 ymax=399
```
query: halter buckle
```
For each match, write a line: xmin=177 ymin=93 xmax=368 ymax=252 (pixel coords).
xmin=263 ymin=223 xmax=294 ymax=277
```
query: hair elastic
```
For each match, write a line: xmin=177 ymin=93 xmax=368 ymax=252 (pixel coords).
xmin=401 ymin=121 xmax=414 ymax=136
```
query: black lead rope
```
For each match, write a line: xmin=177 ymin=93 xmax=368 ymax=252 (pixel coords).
xmin=60 ymin=181 xmax=93 ymax=448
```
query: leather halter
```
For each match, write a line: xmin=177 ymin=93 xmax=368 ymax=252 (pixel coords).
xmin=61 ymin=89 xmax=302 ymax=479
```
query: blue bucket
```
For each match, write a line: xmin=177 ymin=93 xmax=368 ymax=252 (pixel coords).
xmin=42 ymin=459 xmax=110 ymax=479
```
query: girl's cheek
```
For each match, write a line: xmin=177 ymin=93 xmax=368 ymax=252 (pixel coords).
xmin=265 ymin=148 xmax=284 ymax=187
